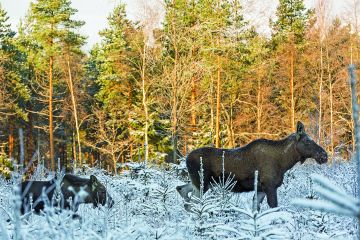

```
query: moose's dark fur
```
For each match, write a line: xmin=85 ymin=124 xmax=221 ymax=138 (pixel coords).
xmin=186 ymin=121 xmax=328 ymax=208
xmin=20 ymin=174 xmax=114 ymax=215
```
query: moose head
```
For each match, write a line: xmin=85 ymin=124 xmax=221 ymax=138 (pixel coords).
xmin=89 ymin=175 xmax=114 ymax=208
xmin=294 ymin=121 xmax=328 ymax=164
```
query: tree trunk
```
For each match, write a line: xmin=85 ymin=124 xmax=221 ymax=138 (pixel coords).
xmin=8 ymin=116 xmax=14 ymax=159
xmin=67 ymin=56 xmax=82 ymax=167
xmin=318 ymin=44 xmax=323 ymax=143
xmin=210 ymin=75 xmax=214 ymax=144
xmin=128 ymin=81 xmax=133 ymax=161
xmin=141 ymin=44 xmax=149 ymax=165
xmin=49 ymin=56 xmax=55 ymax=171
xmin=172 ymin=84 xmax=178 ymax=162
xmin=326 ymin=47 xmax=334 ymax=154
xmin=257 ymin=77 xmax=262 ymax=133
xmin=191 ymin=75 xmax=197 ymax=130
xmin=290 ymin=41 xmax=295 ymax=132
xmin=26 ymin=103 xmax=35 ymax=173
xmin=112 ymin=150 xmax=117 ymax=175
xmin=229 ymin=98 xmax=235 ymax=148
xmin=72 ymin=131 xmax=77 ymax=170
xmin=171 ymin=19 xmax=179 ymax=163
xmin=189 ymin=74 xmax=197 ymax=150
xmin=215 ymin=36 xmax=221 ymax=148
xmin=66 ymin=56 xmax=82 ymax=168
xmin=90 ymin=152 xmax=94 ymax=167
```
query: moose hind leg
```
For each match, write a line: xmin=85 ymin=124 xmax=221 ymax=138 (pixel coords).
xmin=253 ymin=191 xmax=266 ymax=211
xmin=264 ymin=186 xmax=278 ymax=208
xmin=189 ymin=175 xmax=210 ymax=198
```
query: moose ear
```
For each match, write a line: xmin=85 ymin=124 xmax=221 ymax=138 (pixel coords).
xmin=296 ymin=121 xmax=305 ymax=141
xmin=296 ymin=121 xmax=305 ymax=134
xmin=90 ymin=175 xmax=99 ymax=190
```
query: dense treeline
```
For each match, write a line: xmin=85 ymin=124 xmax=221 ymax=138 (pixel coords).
xmin=0 ymin=0 xmax=359 ymax=174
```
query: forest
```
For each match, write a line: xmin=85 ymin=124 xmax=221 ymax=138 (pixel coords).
xmin=0 ymin=0 xmax=359 ymax=176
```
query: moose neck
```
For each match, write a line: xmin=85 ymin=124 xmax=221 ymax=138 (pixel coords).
xmin=277 ymin=135 xmax=302 ymax=173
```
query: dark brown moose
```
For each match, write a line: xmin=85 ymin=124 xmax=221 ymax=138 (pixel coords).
xmin=20 ymin=174 xmax=114 ymax=215
xmin=185 ymin=121 xmax=328 ymax=208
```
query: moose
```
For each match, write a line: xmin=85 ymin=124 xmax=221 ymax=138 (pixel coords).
xmin=20 ymin=174 xmax=114 ymax=215
xmin=182 ymin=121 xmax=328 ymax=208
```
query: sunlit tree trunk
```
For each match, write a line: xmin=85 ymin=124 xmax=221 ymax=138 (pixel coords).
xmin=191 ymin=74 xmax=196 ymax=130
xmin=210 ymin=75 xmax=215 ymax=144
xmin=172 ymin=48 xmax=178 ymax=162
xmin=326 ymin=47 xmax=334 ymax=154
xmin=72 ymin=131 xmax=77 ymax=169
xmin=141 ymin=43 xmax=149 ymax=165
xmin=290 ymin=38 xmax=295 ymax=132
xmin=350 ymin=29 xmax=355 ymax=151
xmin=128 ymin=82 xmax=133 ymax=160
xmin=26 ymin=103 xmax=35 ymax=172
xmin=257 ymin=78 xmax=262 ymax=133
xmin=316 ymin=0 xmax=327 ymax=145
xmin=215 ymin=36 xmax=221 ymax=148
xmin=112 ymin=151 xmax=117 ymax=175
xmin=66 ymin=55 xmax=82 ymax=167
xmin=170 ymin=10 xmax=179 ymax=163
xmin=229 ymin=98 xmax=235 ymax=147
xmin=318 ymin=44 xmax=323 ymax=143
xmin=49 ymin=55 xmax=55 ymax=171
xmin=8 ymin=116 xmax=14 ymax=159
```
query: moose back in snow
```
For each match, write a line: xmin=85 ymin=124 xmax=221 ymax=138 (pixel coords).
xmin=183 ymin=121 xmax=328 ymax=208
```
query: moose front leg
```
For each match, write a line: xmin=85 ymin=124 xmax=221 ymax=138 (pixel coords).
xmin=263 ymin=185 xmax=278 ymax=208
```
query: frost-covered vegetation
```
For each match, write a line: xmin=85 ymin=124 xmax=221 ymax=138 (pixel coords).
xmin=0 ymin=157 xmax=357 ymax=239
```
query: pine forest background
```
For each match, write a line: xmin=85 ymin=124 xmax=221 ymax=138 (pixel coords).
xmin=0 ymin=0 xmax=359 ymax=175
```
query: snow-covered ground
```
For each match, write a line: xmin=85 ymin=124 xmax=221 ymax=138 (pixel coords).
xmin=0 ymin=157 xmax=357 ymax=239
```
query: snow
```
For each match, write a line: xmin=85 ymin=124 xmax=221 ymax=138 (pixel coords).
xmin=0 ymin=157 xmax=358 ymax=239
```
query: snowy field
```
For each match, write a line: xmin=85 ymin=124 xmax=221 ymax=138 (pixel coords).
xmin=0 ymin=157 xmax=357 ymax=240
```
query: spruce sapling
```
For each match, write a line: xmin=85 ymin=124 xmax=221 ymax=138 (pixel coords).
xmin=188 ymin=157 xmax=219 ymax=235
xmin=153 ymin=171 xmax=174 ymax=212
xmin=216 ymin=170 xmax=292 ymax=239
xmin=210 ymin=151 xmax=237 ymax=210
